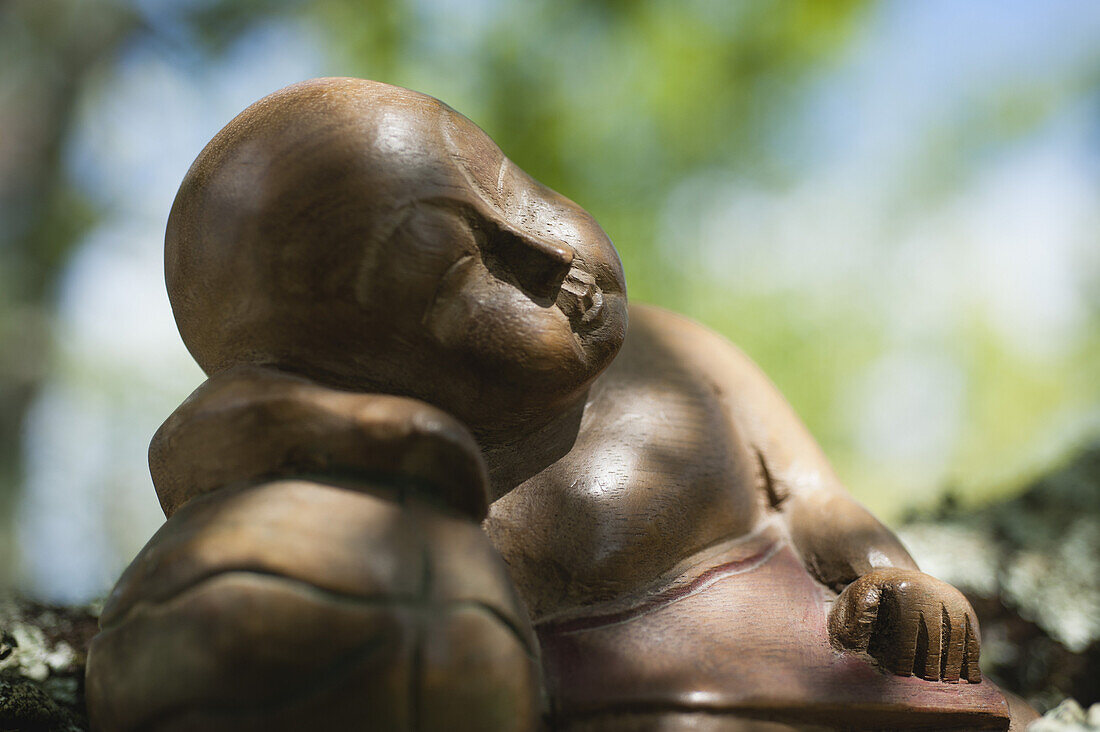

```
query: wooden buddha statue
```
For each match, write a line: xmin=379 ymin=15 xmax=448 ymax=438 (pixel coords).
xmin=86 ymin=78 xmax=1035 ymax=731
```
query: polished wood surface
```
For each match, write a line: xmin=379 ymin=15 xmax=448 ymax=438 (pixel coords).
xmin=88 ymin=480 xmax=540 ymax=731
xmin=85 ymin=78 xmax=1036 ymax=731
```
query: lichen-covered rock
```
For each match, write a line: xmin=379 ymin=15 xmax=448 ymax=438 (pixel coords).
xmin=899 ymin=442 xmax=1100 ymax=712
xmin=0 ymin=676 xmax=72 ymax=731
xmin=1028 ymin=698 xmax=1100 ymax=731
xmin=0 ymin=595 xmax=98 ymax=731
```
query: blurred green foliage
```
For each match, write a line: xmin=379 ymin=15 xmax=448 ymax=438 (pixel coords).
xmin=1 ymin=0 xmax=1098 ymax=594
xmin=0 ymin=0 xmax=142 ymax=582
xmin=305 ymin=0 xmax=1100 ymax=517
xmin=308 ymin=0 xmax=899 ymax=496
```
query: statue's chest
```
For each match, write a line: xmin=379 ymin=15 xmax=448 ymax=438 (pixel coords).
xmin=486 ymin=370 xmax=762 ymax=619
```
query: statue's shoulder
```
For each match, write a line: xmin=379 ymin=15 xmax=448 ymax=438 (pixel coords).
xmin=627 ymin=301 xmax=716 ymax=335
xmin=617 ymin=303 xmax=823 ymax=462
xmin=618 ymin=302 xmax=763 ymax=385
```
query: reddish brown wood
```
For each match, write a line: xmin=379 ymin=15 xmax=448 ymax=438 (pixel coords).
xmin=149 ymin=364 xmax=491 ymax=520
xmin=85 ymin=78 xmax=1038 ymax=731
xmin=88 ymin=479 xmax=540 ymax=732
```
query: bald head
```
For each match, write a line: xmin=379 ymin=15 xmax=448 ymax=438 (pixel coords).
xmin=165 ymin=78 xmax=628 ymax=434
xmin=168 ymin=78 xmax=464 ymax=376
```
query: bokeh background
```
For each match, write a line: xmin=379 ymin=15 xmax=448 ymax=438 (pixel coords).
xmin=1 ymin=0 xmax=1097 ymax=668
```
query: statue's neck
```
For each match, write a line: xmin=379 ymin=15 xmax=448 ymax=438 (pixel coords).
xmin=473 ymin=397 xmax=588 ymax=503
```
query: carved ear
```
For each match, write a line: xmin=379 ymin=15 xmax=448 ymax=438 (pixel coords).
xmin=149 ymin=365 xmax=490 ymax=520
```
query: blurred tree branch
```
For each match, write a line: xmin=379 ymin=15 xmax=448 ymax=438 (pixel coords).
xmin=0 ymin=0 xmax=146 ymax=584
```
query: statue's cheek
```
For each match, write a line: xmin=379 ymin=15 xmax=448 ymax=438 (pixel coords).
xmin=424 ymin=258 xmax=587 ymax=383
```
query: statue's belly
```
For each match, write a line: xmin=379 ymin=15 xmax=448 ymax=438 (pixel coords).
xmin=485 ymin=374 xmax=763 ymax=621
xmin=535 ymin=522 xmax=1014 ymax=731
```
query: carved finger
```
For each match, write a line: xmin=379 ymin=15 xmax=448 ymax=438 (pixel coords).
xmin=828 ymin=575 xmax=882 ymax=652
xmin=940 ymin=603 xmax=967 ymax=682
xmin=961 ymin=613 xmax=982 ymax=683
xmin=913 ymin=604 xmax=944 ymax=681
xmin=868 ymin=583 xmax=921 ymax=677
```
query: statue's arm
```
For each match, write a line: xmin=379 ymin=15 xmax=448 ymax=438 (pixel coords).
xmin=715 ymin=348 xmax=917 ymax=587
xmin=149 ymin=364 xmax=491 ymax=519
xmin=778 ymin=474 xmax=918 ymax=591
xmin=88 ymin=366 xmax=543 ymax=729
xmin=633 ymin=304 xmax=920 ymax=586
xmin=721 ymin=342 xmax=982 ymax=681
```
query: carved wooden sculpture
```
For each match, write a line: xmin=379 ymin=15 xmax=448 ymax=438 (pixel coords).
xmin=85 ymin=78 xmax=1037 ymax=731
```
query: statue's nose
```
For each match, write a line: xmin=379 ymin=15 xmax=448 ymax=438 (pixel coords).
xmin=489 ymin=219 xmax=574 ymax=301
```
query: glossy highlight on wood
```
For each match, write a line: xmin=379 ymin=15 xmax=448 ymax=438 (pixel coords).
xmin=85 ymin=78 xmax=1037 ymax=731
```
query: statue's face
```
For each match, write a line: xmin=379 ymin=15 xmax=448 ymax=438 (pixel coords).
xmin=358 ymin=104 xmax=628 ymax=430
xmin=168 ymin=79 xmax=626 ymax=434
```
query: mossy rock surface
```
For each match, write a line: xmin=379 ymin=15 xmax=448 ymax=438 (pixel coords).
xmin=0 ymin=596 xmax=97 ymax=732
xmin=899 ymin=442 xmax=1100 ymax=713
xmin=1 ymin=444 xmax=1097 ymax=729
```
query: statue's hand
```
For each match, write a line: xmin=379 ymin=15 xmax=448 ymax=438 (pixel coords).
xmin=828 ymin=568 xmax=981 ymax=683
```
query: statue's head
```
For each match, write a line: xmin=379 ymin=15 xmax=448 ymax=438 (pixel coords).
xmin=166 ymin=78 xmax=627 ymax=434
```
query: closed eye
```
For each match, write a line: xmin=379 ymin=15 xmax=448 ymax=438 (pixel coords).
xmin=417 ymin=197 xmax=573 ymax=305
